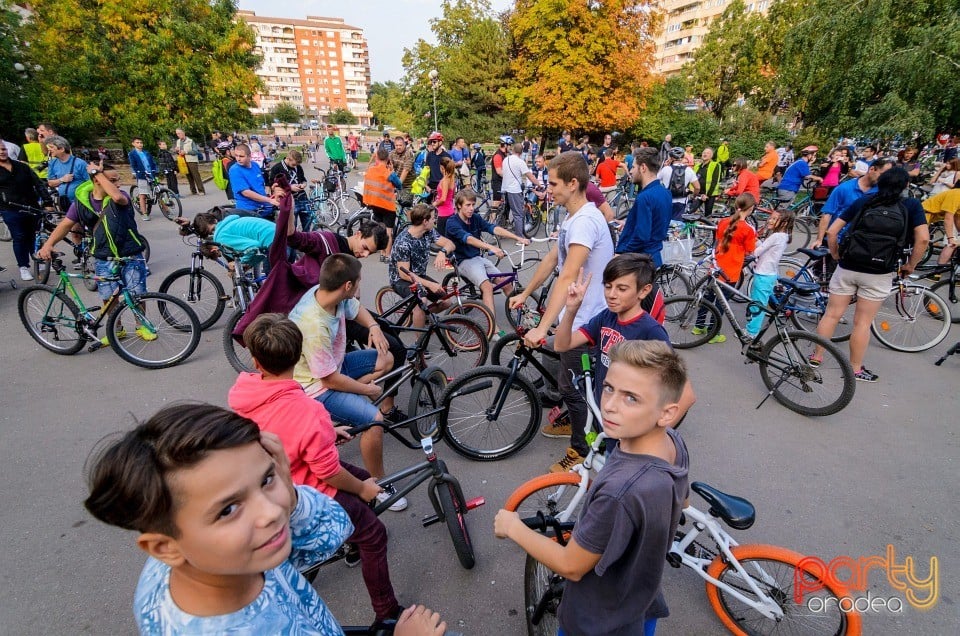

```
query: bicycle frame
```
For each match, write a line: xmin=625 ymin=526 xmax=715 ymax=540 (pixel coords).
xmin=691 ymin=270 xmax=778 ymax=346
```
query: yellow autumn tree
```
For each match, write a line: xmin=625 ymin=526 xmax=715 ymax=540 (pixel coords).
xmin=504 ymin=0 xmax=663 ymax=133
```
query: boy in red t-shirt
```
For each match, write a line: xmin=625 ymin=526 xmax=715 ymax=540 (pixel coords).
xmin=596 ymin=148 xmax=623 ymax=193
xmin=228 ymin=313 xmax=404 ymax=623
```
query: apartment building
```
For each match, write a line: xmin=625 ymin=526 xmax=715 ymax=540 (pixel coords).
xmin=654 ymin=0 xmax=771 ymax=75
xmin=236 ymin=10 xmax=373 ymax=126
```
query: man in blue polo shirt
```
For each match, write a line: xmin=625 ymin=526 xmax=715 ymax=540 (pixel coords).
xmin=814 ymin=158 xmax=892 ymax=246
xmin=777 ymin=146 xmax=823 ymax=203
xmin=228 ymin=143 xmax=278 ymax=218
xmin=616 ymin=147 xmax=673 ymax=267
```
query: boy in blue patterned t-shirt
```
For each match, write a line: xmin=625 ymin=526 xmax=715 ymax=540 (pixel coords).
xmin=83 ymin=403 xmax=446 ymax=636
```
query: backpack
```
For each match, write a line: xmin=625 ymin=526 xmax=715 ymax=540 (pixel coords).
xmin=212 ymin=157 xmax=228 ymax=190
xmin=839 ymin=200 xmax=910 ymax=273
xmin=668 ymin=164 xmax=688 ymax=198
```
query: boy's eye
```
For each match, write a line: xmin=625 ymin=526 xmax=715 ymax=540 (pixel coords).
xmin=262 ymin=472 xmax=275 ymax=488
xmin=601 ymin=384 xmax=613 ymax=394
xmin=217 ymin=503 xmax=239 ymax=520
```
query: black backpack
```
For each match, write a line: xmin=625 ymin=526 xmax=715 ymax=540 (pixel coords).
xmin=668 ymin=164 xmax=687 ymax=198
xmin=839 ymin=199 xmax=910 ymax=273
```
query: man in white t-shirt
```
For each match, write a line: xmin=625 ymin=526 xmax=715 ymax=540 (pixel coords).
xmin=658 ymin=147 xmax=700 ymax=221
xmin=501 ymin=142 xmax=540 ymax=239
xmin=508 ymin=152 xmax=615 ymax=473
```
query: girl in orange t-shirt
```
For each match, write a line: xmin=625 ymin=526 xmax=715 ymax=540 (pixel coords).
xmin=694 ymin=193 xmax=757 ymax=343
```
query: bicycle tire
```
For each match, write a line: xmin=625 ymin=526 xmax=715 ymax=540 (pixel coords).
xmin=0 ymin=217 xmax=11 ymax=241
xmin=157 ymin=188 xmax=182 ymax=221
xmin=656 ymin=265 xmax=693 ymax=297
xmin=223 ymin=307 xmax=255 ymax=373
xmin=490 ymin=334 xmax=562 ymax=405
xmin=439 ymin=365 xmax=540 ymax=461
xmin=690 ymin=225 xmax=715 ymax=257
xmin=374 ymin=285 xmax=412 ymax=327
xmin=106 ymin=292 xmax=201 ymax=369
xmin=432 ymin=315 xmax=488 ymax=370
xmin=82 ymin=255 xmax=98 ymax=292
xmin=524 ymin=554 xmax=563 ymax=636
xmin=505 ymin=472 xmax=585 ymax=525
xmin=129 ymin=186 xmax=146 ymax=216
xmin=930 ymin=277 xmax=960 ymax=324
xmin=446 ymin=300 xmax=495 ymax=341
xmin=141 ymin=236 xmax=151 ymax=263
xmin=917 ymin=222 xmax=944 ymax=266
xmin=407 ymin=365 xmax=448 ymax=442
xmin=758 ymin=330 xmax=854 ymax=416
xmin=18 ymin=285 xmax=86 ymax=355
xmin=523 ymin=203 xmax=541 ymax=237
xmin=661 ymin=296 xmax=722 ymax=348
xmin=32 ymin=255 xmax=51 ymax=285
xmin=441 ymin=271 xmax=478 ymax=299
xmin=871 ymin=285 xmax=951 ymax=352
xmin=344 ymin=208 xmax=372 ymax=236
xmin=340 ymin=192 xmax=363 ymax=216
xmin=158 ymin=267 xmax=227 ymax=330
xmin=436 ymin=481 xmax=476 ymax=569
xmin=504 ymin=293 xmax=543 ymax=331
xmin=705 ymin=544 xmax=862 ymax=636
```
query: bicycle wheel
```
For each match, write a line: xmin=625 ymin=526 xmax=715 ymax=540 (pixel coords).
xmin=524 ymin=203 xmax=541 ymax=237
xmin=690 ymin=225 xmax=715 ymax=257
xmin=661 ymin=296 xmax=722 ymax=348
xmin=157 ymin=188 xmax=182 ymax=221
xmin=918 ymin=222 xmax=944 ymax=266
xmin=18 ymin=285 xmax=86 ymax=355
xmin=223 ymin=307 xmax=255 ymax=373
xmin=930 ymin=277 xmax=960 ymax=324
xmin=513 ymin=255 xmax=542 ymax=289
xmin=491 ymin=334 xmax=562 ymax=406
xmin=408 ymin=366 xmax=449 ymax=441
xmin=158 ymin=267 xmax=227 ymax=330
xmin=656 ymin=265 xmax=693 ymax=297
xmin=504 ymin=293 xmax=543 ymax=330
xmin=81 ymin=255 xmax=98 ymax=292
xmin=374 ymin=286 xmax=412 ymax=327
xmin=446 ymin=300 xmax=495 ymax=341
xmin=0 ymin=217 xmax=10 ymax=241
xmin=129 ymin=186 xmax=147 ymax=215
xmin=758 ymin=331 xmax=854 ymax=416
xmin=441 ymin=271 xmax=478 ymax=299
xmin=313 ymin=198 xmax=342 ymax=230
xmin=871 ymin=285 xmax=951 ymax=352
xmin=31 ymin=255 xmax=51 ymax=285
xmin=141 ymin=237 xmax=151 ymax=263
xmin=505 ymin=472 xmax=585 ymax=524
xmin=439 ymin=366 xmax=540 ymax=461
xmin=436 ymin=481 xmax=476 ymax=569
xmin=524 ymin=554 xmax=563 ymax=636
xmin=431 ymin=315 xmax=488 ymax=372
xmin=705 ymin=544 xmax=862 ymax=636
xmin=344 ymin=208 xmax=372 ymax=236
xmin=106 ymin=292 xmax=201 ymax=369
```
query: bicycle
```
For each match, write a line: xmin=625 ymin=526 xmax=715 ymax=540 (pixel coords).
xmin=322 ymin=163 xmax=362 ymax=216
xmin=130 ymin=174 xmax=182 ymax=221
xmin=374 ymin=278 xmax=496 ymax=341
xmin=157 ymin=233 xmax=233 ymax=330
xmin=915 ymin=242 xmax=959 ymax=324
xmin=221 ymin=248 xmax=271 ymax=373
xmin=661 ymin=267 xmax=856 ymax=416
xmin=870 ymin=270 xmax=952 ymax=353
xmin=303 ymin=180 xmax=344 ymax=231
xmin=17 ymin=256 xmax=201 ymax=369
xmin=24 ymin=207 xmax=97 ymax=289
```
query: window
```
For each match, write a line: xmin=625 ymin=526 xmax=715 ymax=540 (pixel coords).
xmin=328 ymin=50 xmax=336 ymax=57
xmin=301 ymin=39 xmax=309 ymax=45
xmin=307 ymin=87 xmax=315 ymax=93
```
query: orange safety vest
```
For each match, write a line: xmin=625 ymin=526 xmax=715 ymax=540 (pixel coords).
xmin=363 ymin=164 xmax=395 ymax=211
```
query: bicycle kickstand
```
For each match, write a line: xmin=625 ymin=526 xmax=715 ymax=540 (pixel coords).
xmin=934 ymin=341 xmax=960 ymax=366
xmin=754 ymin=370 xmax=803 ymax=410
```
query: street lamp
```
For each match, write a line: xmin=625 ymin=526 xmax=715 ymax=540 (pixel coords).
xmin=428 ymin=69 xmax=440 ymax=132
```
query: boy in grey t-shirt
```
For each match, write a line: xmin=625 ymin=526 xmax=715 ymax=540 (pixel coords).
xmin=495 ymin=340 xmax=690 ymax=635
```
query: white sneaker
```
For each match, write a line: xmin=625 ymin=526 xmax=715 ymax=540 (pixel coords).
xmin=19 ymin=267 xmax=33 ymax=281
xmin=141 ymin=215 xmax=150 ymax=221
xmin=376 ymin=487 xmax=408 ymax=512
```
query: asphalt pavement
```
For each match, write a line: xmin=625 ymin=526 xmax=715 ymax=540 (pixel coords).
xmin=0 ymin=166 xmax=957 ymax=635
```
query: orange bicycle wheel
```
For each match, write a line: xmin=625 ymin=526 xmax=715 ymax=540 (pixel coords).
xmin=504 ymin=472 xmax=586 ymax=532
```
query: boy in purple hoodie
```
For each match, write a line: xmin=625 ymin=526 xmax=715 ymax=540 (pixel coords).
xmin=228 ymin=313 xmax=404 ymax=624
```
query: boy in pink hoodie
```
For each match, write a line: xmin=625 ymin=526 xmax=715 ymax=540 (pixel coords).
xmin=228 ymin=313 xmax=403 ymax=623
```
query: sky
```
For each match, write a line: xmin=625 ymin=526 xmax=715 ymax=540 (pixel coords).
xmin=238 ymin=0 xmax=513 ymax=84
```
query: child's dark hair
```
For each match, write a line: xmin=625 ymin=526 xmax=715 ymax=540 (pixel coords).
xmin=191 ymin=212 xmax=219 ymax=238
xmin=244 ymin=313 xmax=302 ymax=375
xmin=318 ymin=252 xmax=362 ymax=291
xmin=768 ymin=209 xmax=795 ymax=237
xmin=409 ymin=203 xmax=435 ymax=226
xmin=357 ymin=219 xmax=389 ymax=251
xmin=84 ymin=404 xmax=261 ymax=536
xmin=608 ymin=340 xmax=686 ymax=404
xmin=720 ymin=194 xmax=756 ymax=253
xmin=603 ymin=253 xmax=655 ymax=289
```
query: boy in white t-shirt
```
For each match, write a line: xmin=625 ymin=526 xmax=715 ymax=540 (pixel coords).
xmin=501 ymin=142 xmax=540 ymax=239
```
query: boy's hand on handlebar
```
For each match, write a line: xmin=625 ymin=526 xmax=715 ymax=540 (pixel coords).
xmin=333 ymin=425 xmax=354 ymax=444
xmin=494 ymin=509 xmax=521 ymax=539
xmin=523 ymin=325 xmax=548 ymax=348
xmin=508 ymin=292 xmax=528 ymax=310
xmin=395 ymin=604 xmax=447 ymax=636
xmin=517 ymin=237 xmax=531 ymax=246
xmin=490 ymin=246 xmax=505 ymax=259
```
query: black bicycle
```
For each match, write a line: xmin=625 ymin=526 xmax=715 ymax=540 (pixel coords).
xmin=130 ymin=175 xmax=182 ymax=221
xmin=158 ymin=234 xmax=232 ymax=330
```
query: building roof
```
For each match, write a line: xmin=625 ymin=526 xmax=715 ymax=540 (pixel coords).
xmin=236 ymin=10 xmax=361 ymax=32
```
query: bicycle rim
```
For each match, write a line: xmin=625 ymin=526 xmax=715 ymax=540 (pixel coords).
xmin=108 ymin=293 xmax=201 ymax=369
xmin=159 ymin=268 xmax=226 ymax=330
xmin=431 ymin=316 xmax=488 ymax=374
xmin=657 ymin=265 xmax=693 ymax=297
xmin=375 ymin=286 xmax=412 ymax=327
xmin=505 ymin=472 xmax=584 ymax=524
xmin=758 ymin=331 xmax=854 ymax=416
xmin=82 ymin=257 xmax=98 ymax=292
xmin=446 ymin=300 xmax=495 ymax=341
xmin=524 ymin=555 xmax=563 ymax=636
xmin=158 ymin=190 xmax=182 ymax=220
xmin=18 ymin=285 xmax=85 ymax=354
xmin=705 ymin=544 xmax=860 ymax=636
xmin=407 ymin=366 xmax=448 ymax=442
xmin=662 ymin=296 xmax=721 ymax=348
xmin=223 ymin=307 xmax=255 ymax=373
xmin=440 ymin=366 xmax=540 ymax=460
xmin=871 ymin=286 xmax=951 ymax=352
xmin=930 ymin=278 xmax=960 ymax=324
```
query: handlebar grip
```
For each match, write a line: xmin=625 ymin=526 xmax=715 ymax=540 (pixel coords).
xmin=581 ymin=353 xmax=591 ymax=372
xmin=345 ymin=421 xmax=376 ymax=436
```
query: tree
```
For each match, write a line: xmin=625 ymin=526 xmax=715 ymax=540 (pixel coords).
xmin=504 ymin=0 xmax=661 ymax=135
xmin=329 ymin=108 xmax=358 ymax=126
xmin=368 ymin=81 xmax=414 ymax=132
xmin=29 ymin=0 xmax=260 ymax=145
xmin=0 ymin=2 xmax=39 ymax=141
xmin=271 ymin=101 xmax=301 ymax=124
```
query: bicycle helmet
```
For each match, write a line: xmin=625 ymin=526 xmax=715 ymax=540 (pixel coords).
xmin=499 ymin=135 xmax=514 ymax=145
xmin=471 ymin=143 xmax=482 ymax=150
xmin=428 ymin=131 xmax=444 ymax=142
xmin=669 ymin=147 xmax=685 ymax=160
xmin=801 ymin=145 xmax=819 ymax=155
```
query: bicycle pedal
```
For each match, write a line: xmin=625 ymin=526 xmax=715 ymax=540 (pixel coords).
xmin=87 ymin=341 xmax=103 ymax=352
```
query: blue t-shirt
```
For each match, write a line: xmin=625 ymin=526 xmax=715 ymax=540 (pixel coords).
xmin=47 ymin=155 xmax=89 ymax=201
xmin=616 ymin=180 xmax=673 ymax=266
xmin=230 ymin=162 xmax=268 ymax=211
xmin=449 ymin=147 xmax=467 ymax=166
xmin=445 ymin=212 xmax=497 ymax=261
xmin=822 ymin=178 xmax=877 ymax=219
xmin=578 ymin=308 xmax=670 ymax=401
xmin=837 ymin=196 xmax=926 ymax=273
xmin=134 ymin=486 xmax=352 ymax=635
xmin=778 ymin=160 xmax=811 ymax=193
xmin=214 ymin=214 xmax=276 ymax=263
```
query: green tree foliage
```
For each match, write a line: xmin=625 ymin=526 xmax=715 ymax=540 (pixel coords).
xmin=29 ymin=0 xmax=260 ymax=145
xmin=271 ymin=101 xmax=301 ymax=124
xmin=0 ymin=2 xmax=39 ymax=141
xmin=369 ymin=81 xmax=414 ymax=132
xmin=329 ymin=108 xmax=358 ymax=125
xmin=504 ymin=0 xmax=661 ymax=136
xmin=402 ymin=0 xmax=516 ymax=141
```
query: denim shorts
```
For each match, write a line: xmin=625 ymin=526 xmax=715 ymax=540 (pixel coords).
xmin=95 ymin=257 xmax=148 ymax=301
xmin=315 ymin=349 xmax=381 ymax=426
xmin=458 ymin=256 xmax=501 ymax=290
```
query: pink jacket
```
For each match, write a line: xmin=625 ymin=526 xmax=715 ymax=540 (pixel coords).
xmin=228 ymin=372 xmax=341 ymax=497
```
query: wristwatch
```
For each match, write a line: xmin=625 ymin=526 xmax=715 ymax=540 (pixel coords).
xmin=89 ymin=168 xmax=100 ymax=177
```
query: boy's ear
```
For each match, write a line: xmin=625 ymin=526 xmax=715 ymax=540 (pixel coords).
xmin=638 ymin=283 xmax=653 ymax=298
xmin=137 ymin=533 xmax=187 ymax=568
xmin=656 ymin=402 xmax=680 ymax=429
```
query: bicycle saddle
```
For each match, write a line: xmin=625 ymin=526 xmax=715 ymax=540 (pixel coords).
xmin=691 ymin=482 xmax=756 ymax=530
xmin=777 ymin=276 xmax=820 ymax=295
xmin=797 ymin=247 xmax=829 ymax=260
xmin=681 ymin=213 xmax=706 ymax=223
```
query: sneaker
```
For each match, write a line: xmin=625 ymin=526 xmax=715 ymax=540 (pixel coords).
xmin=141 ymin=214 xmax=150 ymax=221
xmin=100 ymin=328 xmax=127 ymax=347
xmin=549 ymin=447 xmax=585 ymax=473
xmin=19 ymin=267 xmax=33 ymax=281
xmin=135 ymin=325 xmax=158 ymax=341
xmin=376 ymin=486 xmax=408 ymax=512
xmin=344 ymin=544 xmax=361 ymax=568
xmin=691 ymin=326 xmax=708 ymax=335
xmin=541 ymin=407 xmax=572 ymax=438
xmin=381 ymin=407 xmax=408 ymax=424
xmin=708 ymin=334 xmax=726 ymax=344
xmin=855 ymin=367 xmax=878 ymax=382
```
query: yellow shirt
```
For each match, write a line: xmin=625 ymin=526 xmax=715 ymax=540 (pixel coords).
xmin=922 ymin=188 xmax=960 ymax=223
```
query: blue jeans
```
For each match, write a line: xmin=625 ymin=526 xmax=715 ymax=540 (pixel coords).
xmin=558 ymin=618 xmax=657 ymax=636
xmin=315 ymin=349 xmax=381 ymax=426
xmin=746 ymin=273 xmax=776 ymax=336
xmin=94 ymin=257 xmax=148 ymax=301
